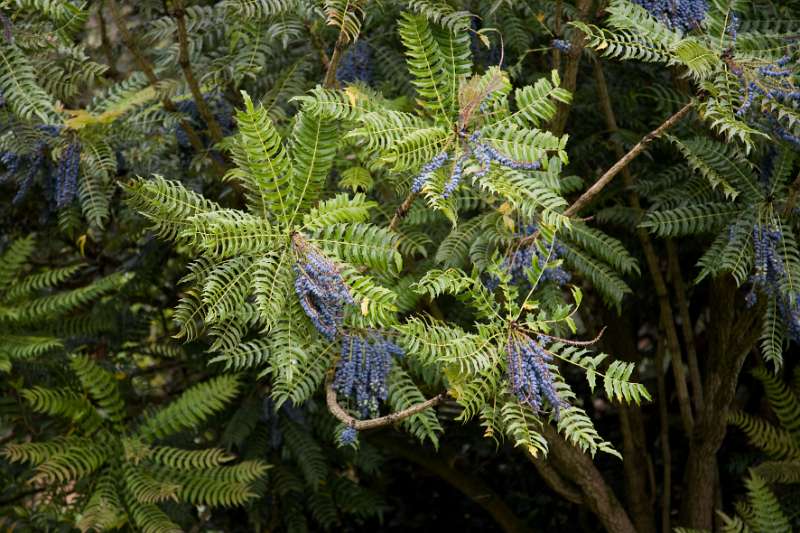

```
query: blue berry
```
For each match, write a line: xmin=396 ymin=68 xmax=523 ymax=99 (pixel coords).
xmin=485 ymin=224 xmax=571 ymax=289
xmin=551 ymin=39 xmax=571 ymax=53
xmin=337 ymin=40 xmax=372 ymax=85
xmin=292 ymin=234 xmax=354 ymax=340
xmin=55 ymin=141 xmax=81 ymax=209
xmin=333 ymin=332 xmax=404 ymax=418
xmin=507 ymin=332 xmax=565 ymax=416
xmin=411 ymin=151 xmax=449 ymax=193
xmin=339 ymin=426 xmax=358 ymax=445
xmin=632 ymin=0 xmax=708 ymax=33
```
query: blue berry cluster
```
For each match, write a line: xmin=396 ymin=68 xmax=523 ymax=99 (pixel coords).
xmin=749 ymin=224 xmax=784 ymax=297
xmin=54 ymin=141 xmax=81 ymax=208
xmin=333 ymin=332 xmax=404 ymax=418
xmin=506 ymin=332 xmax=565 ymax=416
xmin=0 ymin=125 xmax=60 ymax=205
xmin=410 ymin=130 xmax=541 ymax=198
xmin=337 ymin=40 xmax=372 ymax=85
xmin=745 ymin=224 xmax=800 ymax=341
xmin=469 ymin=131 xmax=542 ymax=182
xmin=292 ymin=235 xmax=354 ymax=340
xmin=410 ymin=151 xmax=449 ymax=193
xmin=769 ymin=117 xmax=800 ymax=149
xmin=632 ymin=0 xmax=708 ymax=32
xmin=339 ymin=425 xmax=358 ymax=446
xmin=736 ymin=56 xmax=799 ymax=118
xmin=485 ymin=225 xmax=571 ymax=290
xmin=551 ymin=39 xmax=571 ymax=53
xmin=726 ymin=12 xmax=739 ymax=41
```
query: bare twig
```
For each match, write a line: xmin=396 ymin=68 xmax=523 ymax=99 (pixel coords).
xmin=172 ymin=0 xmax=224 ymax=144
xmin=389 ymin=191 xmax=419 ymax=231
xmin=564 ymin=99 xmax=694 ymax=217
xmin=325 ymin=372 xmax=445 ymax=430
xmin=517 ymin=96 xmax=693 ymax=248
xmin=107 ymin=0 xmax=225 ymax=176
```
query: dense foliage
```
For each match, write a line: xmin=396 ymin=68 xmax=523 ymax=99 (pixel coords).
xmin=0 ymin=0 xmax=798 ymax=531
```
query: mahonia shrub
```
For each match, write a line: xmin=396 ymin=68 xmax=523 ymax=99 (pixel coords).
xmin=0 ymin=0 xmax=798 ymax=532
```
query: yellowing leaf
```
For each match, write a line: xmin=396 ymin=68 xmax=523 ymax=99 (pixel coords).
xmin=345 ymin=85 xmax=363 ymax=108
xmin=360 ymin=298 xmax=370 ymax=315
xmin=77 ymin=234 xmax=87 ymax=257
xmin=497 ymin=201 xmax=513 ymax=215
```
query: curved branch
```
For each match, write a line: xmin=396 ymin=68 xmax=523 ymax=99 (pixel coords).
xmin=516 ymin=98 xmax=694 ymax=249
xmin=527 ymin=452 xmax=584 ymax=505
xmin=325 ymin=372 xmax=445 ymax=430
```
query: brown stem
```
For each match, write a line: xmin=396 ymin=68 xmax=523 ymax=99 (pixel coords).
xmin=592 ymin=61 xmax=694 ymax=435
xmin=666 ymin=239 xmax=704 ymax=410
xmin=652 ymin=247 xmax=694 ymax=436
xmin=552 ymin=0 xmax=563 ymax=71
xmin=549 ymin=0 xmax=594 ymax=136
xmin=655 ymin=337 xmax=672 ymax=533
xmin=324 ymin=37 xmax=347 ymax=89
xmin=325 ymin=372 xmax=444 ymax=430
xmin=389 ymin=192 xmax=419 ymax=231
xmin=323 ymin=1 xmax=364 ymax=91
xmin=172 ymin=0 xmax=225 ymax=144
xmin=370 ymin=432 xmax=532 ymax=533
xmin=107 ymin=0 xmax=225 ymax=176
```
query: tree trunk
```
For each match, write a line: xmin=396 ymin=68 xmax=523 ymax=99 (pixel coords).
xmin=540 ymin=425 xmax=638 ymax=533
xmin=680 ymin=278 xmax=763 ymax=528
